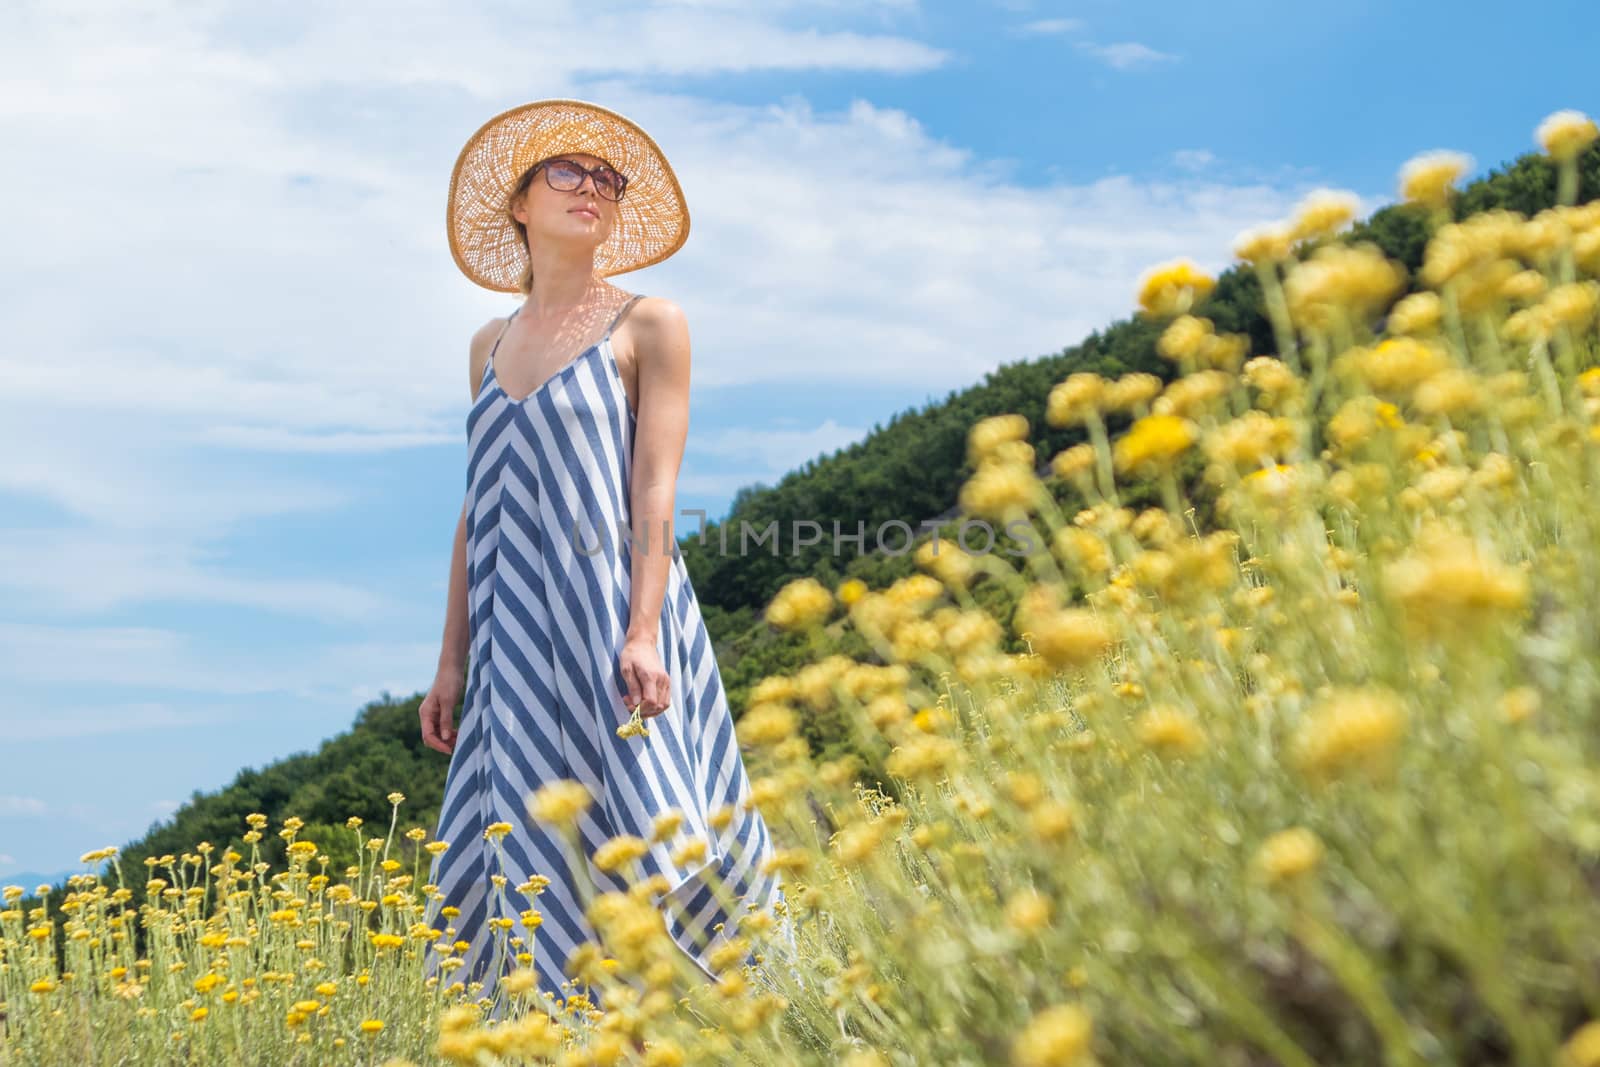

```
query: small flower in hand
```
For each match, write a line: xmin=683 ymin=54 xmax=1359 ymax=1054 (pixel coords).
xmin=617 ymin=700 xmax=651 ymax=740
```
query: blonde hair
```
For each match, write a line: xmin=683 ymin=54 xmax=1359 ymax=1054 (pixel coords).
xmin=506 ymin=161 xmax=543 ymax=296
xmin=505 ymin=153 xmax=617 ymax=297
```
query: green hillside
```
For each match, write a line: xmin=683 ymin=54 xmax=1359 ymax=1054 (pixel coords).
xmin=14 ymin=142 xmax=1597 ymax=935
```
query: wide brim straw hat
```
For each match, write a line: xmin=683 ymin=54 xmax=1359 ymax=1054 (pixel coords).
xmin=446 ymin=98 xmax=690 ymax=293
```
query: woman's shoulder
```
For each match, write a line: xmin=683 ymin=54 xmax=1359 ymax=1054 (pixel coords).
xmin=467 ymin=314 xmax=512 ymax=401
xmin=621 ymin=296 xmax=692 ymax=395
xmin=472 ymin=312 xmax=512 ymax=347
xmin=620 ymin=295 xmax=686 ymax=346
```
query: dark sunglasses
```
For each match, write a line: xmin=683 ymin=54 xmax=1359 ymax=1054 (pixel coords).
xmin=530 ymin=157 xmax=628 ymax=201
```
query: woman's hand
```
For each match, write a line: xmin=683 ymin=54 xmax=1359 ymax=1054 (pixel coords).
xmin=619 ymin=635 xmax=671 ymax=720
xmin=420 ymin=668 xmax=465 ymax=754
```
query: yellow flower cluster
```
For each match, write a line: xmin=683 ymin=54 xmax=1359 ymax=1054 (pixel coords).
xmin=766 ymin=576 xmax=835 ymax=631
xmin=1113 ymin=413 xmax=1196 ymax=476
xmin=1292 ymin=687 xmax=1405 ymax=781
xmin=1136 ymin=257 xmax=1216 ymax=318
xmin=528 ymin=778 xmax=593 ymax=826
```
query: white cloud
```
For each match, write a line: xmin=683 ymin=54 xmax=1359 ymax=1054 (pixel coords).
xmin=1173 ymin=148 xmax=1217 ymax=171
xmin=1015 ymin=18 xmax=1084 ymax=35
xmin=676 ymin=472 xmax=783 ymax=499
xmin=0 ymin=526 xmax=390 ymax=619
xmin=694 ymin=419 xmax=869 ymax=471
xmin=0 ymin=622 xmax=436 ymax=704
xmin=0 ymin=854 xmax=14 ymax=865
xmin=1076 ymin=40 xmax=1178 ymax=70
xmin=0 ymin=797 xmax=48 ymax=817
xmin=6 ymin=702 xmax=219 ymax=742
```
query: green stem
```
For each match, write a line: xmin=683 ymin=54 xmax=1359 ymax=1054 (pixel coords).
xmin=1292 ymin=909 xmax=1423 ymax=1067
xmin=1256 ymin=260 xmax=1302 ymax=376
xmin=1180 ymin=945 xmax=1322 ymax=1067
xmin=1086 ymin=412 xmax=1121 ymax=508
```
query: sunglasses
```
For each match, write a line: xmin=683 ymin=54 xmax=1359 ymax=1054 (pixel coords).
xmin=530 ymin=157 xmax=628 ymax=202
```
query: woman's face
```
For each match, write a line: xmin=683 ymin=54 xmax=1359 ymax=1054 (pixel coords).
xmin=512 ymin=151 xmax=621 ymax=246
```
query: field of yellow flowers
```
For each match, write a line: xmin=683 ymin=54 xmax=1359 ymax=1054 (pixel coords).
xmin=6 ymin=108 xmax=1600 ymax=1066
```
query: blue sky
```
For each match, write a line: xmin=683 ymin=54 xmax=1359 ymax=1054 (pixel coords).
xmin=1 ymin=0 xmax=1594 ymax=883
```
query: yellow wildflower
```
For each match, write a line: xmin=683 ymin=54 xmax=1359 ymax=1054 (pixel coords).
xmin=1254 ymin=827 xmax=1325 ymax=885
xmin=960 ymin=460 xmax=1042 ymax=520
xmin=1386 ymin=291 xmax=1443 ymax=335
xmin=1536 ymin=108 xmax=1599 ymax=163
xmin=1233 ymin=221 xmax=1294 ymax=264
xmin=1152 ymin=369 xmax=1231 ymax=419
xmin=1382 ymin=524 xmax=1528 ymax=638
xmin=1029 ymin=801 xmax=1075 ymax=842
xmin=968 ymin=413 xmax=1031 ymax=466
xmin=885 ymin=735 xmax=963 ymax=781
xmin=1053 ymin=528 xmax=1112 ymax=580
xmin=1012 ymin=1002 xmax=1094 ymax=1066
xmin=1501 ymin=269 xmax=1548 ymax=304
xmin=1051 ymin=443 xmax=1096 ymax=482
xmin=1398 ymin=150 xmax=1471 ymax=209
xmin=1292 ymin=687 xmax=1405 ymax=780
xmin=1412 ymin=368 xmax=1484 ymax=417
xmin=1340 ymin=337 xmax=1451 ymax=397
xmin=1204 ymin=410 xmax=1298 ymax=471
xmin=737 ymin=701 xmax=799 ymax=748
xmin=1242 ymin=356 xmax=1303 ymax=411
xmin=1136 ymin=257 xmax=1215 ymax=318
xmin=593 ymin=834 xmax=650 ymax=873
xmin=1025 ymin=606 xmax=1115 ymax=671
xmin=1284 ymin=242 xmax=1406 ymax=330
xmin=766 ymin=577 xmax=834 ymax=630
xmin=1289 ymin=188 xmax=1359 ymax=242
xmin=1500 ymin=686 xmax=1540 ymax=724
xmin=1157 ymin=314 xmax=1212 ymax=363
xmin=1136 ymin=705 xmax=1204 ymax=756
xmin=1559 ymin=1020 xmax=1600 ymax=1067
xmin=831 ymin=820 xmax=885 ymax=867
xmin=1047 ymin=372 xmax=1106 ymax=427
xmin=1546 ymin=280 xmax=1600 ymax=330
xmin=528 ymin=779 xmax=592 ymax=826
xmin=761 ymin=848 xmax=812 ymax=877
xmin=1102 ymin=372 xmax=1163 ymax=413
xmin=1113 ymin=414 xmax=1197 ymax=476
xmin=1005 ymin=888 xmax=1053 ymax=933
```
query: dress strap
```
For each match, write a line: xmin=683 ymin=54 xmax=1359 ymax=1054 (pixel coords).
xmin=604 ymin=293 xmax=646 ymax=340
xmin=488 ymin=309 xmax=517 ymax=361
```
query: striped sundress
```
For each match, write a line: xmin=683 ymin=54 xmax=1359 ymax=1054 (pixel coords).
xmin=423 ymin=292 xmax=793 ymax=1012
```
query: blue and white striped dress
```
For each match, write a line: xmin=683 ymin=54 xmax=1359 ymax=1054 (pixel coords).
xmin=423 ymin=292 xmax=791 ymax=1010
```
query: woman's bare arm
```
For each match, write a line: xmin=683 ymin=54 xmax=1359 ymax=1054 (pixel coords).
xmin=439 ymin=319 xmax=503 ymax=676
xmin=437 ymin=498 xmax=471 ymax=679
xmin=421 ymin=319 xmax=507 ymax=753
xmin=622 ymin=299 xmax=692 ymax=690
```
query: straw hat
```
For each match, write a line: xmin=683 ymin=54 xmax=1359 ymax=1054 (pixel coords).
xmin=445 ymin=98 xmax=690 ymax=293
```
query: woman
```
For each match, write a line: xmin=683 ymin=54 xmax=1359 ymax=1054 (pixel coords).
xmin=417 ymin=99 xmax=791 ymax=1014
